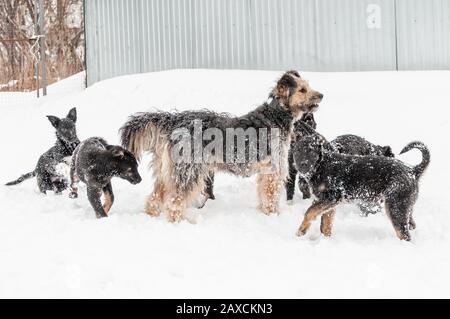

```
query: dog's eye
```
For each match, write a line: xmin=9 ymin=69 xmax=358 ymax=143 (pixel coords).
xmin=300 ymin=88 xmax=307 ymax=93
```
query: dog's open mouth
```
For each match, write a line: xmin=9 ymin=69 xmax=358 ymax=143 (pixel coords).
xmin=301 ymin=104 xmax=320 ymax=112
xmin=309 ymin=104 xmax=319 ymax=111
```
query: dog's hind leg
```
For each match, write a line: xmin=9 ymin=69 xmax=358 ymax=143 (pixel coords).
xmin=257 ymin=172 xmax=283 ymax=215
xmin=204 ymin=172 xmax=215 ymax=200
xmin=102 ymin=182 xmax=114 ymax=215
xmin=196 ymin=172 xmax=215 ymax=209
xmin=409 ymin=215 xmax=416 ymax=230
xmin=385 ymin=199 xmax=413 ymax=241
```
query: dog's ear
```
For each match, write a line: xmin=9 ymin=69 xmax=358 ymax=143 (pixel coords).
xmin=286 ymin=70 xmax=301 ymax=78
xmin=382 ymin=146 xmax=394 ymax=157
xmin=66 ymin=107 xmax=77 ymax=123
xmin=47 ymin=115 xmax=61 ymax=128
xmin=275 ymin=73 xmax=297 ymax=99
xmin=107 ymin=145 xmax=125 ymax=158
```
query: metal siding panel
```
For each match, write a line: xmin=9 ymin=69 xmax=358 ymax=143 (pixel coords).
xmin=315 ymin=0 xmax=396 ymax=71
xmin=85 ymin=0 xmax=449 ymax=85
xmin=397 ymin=0 xmax=450 ymax=70
xmin=85 ymin=0 xmax=98 ymax=85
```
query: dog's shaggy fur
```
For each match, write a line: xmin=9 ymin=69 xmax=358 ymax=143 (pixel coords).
xmin=330 ymin=134 xmax=394 ymax=158
xmin=293 ymin=131 xmax=430 ymax=241
xmin=5 ymin=107 xmax=80 ymax=193
xmin=69 ymin=137 xmax=142 ymax=218
xmin=120 ymin=71 xmax=323 ymax=222
xmin=286 ymin=114 xmax=395 ymax=203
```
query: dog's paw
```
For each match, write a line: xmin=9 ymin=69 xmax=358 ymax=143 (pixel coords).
xmin=194 ymin=194 xmax=208 ymax=209
xmin=260 ymin=204 xmax=279 ymax=215
xmin=296 ymin=228 xmax=307 ymax=237
xmin=69 ymin=191 xmax=78 ymax=199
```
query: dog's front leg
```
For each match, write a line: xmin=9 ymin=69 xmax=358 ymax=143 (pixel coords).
xmin=87 ymin=186 xmax=108 ymax=218
xmin=297 ymin=202 xmax=335 ymax=236
xmin=165 ymin=192 xmax=187 ymax=223
xmin=69 ymin=164 xmax=80 ymax=199
xmin=102 ymin=182 xmax=114 ymax=215
xmin=285 ymin=151 xmax=297 ymax=202
xmin=298 ymin=177 xmax=312 ymax=199
xmin=145 ymin=180 xmax=165 ymax=217
xmin=257 ymin=172 xmax=282 ymax=215
xmin=320 ymin=208 xmax=336 ymax=237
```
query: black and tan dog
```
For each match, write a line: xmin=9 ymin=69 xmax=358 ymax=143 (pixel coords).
xmin=5 ymin=107 xmax=80 ymax=194
xmin=293 ymin=129 xmax=430 ymax=241
xmin=69 ymin=137 xmax=142 ymax=218
xmin=120 ymin=71 xmax=323 ymax=222
xmin=286 ymin=114 xmax=395 ymax=203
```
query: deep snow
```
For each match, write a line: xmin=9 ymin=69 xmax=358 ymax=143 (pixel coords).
xmin=0 ymin=69 xmax=449 ymax=298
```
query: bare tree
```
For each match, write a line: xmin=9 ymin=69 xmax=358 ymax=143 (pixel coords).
xmin=0 ymin=0 xmax=84 ymax=92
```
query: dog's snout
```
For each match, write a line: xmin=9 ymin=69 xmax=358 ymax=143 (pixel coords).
xmin=133 ymin=175 xmax=142 ymax=184
xmin=315 ymin=93 xmax=324 ymax=101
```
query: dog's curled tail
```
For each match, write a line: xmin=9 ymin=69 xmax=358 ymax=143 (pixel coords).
xmin=5 ymin=171 xmax=36 ymax=186
xmin=400 ymin=141 xmax=430 ymax=179
xmin=120 ymin=112 xmax=171 ymax=161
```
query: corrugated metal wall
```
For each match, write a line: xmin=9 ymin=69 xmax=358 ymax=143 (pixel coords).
xmin=85 ymin=0 xmax=450 ymax=86
xmin=396 ymin=0 xmax=450 ymax=70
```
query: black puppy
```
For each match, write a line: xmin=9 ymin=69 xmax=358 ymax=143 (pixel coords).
xmin=5 ymin=107 xmax=80 ymax=194
xmin=69 ymin=137 xmax=142 ymax=218
xmin=330 ymin=134 xmax=394 ymax=157
xmin=293 ymin=132 xmax=430 ymax=241
xmin=286 ymin=114 xmax=394 ymax=208
xmin=286 ymin=113 xmax=318 ymax=202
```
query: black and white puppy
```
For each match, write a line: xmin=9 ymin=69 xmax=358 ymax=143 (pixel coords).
xmin=293 ymin=131 xmax=430 ymax=241
xmin=69 ymin=137 xmax=142 ymax=218
xmin=5 ymin=107 xmax=80 ymax=194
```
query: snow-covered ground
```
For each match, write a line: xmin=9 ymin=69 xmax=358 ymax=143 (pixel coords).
xmin=0 ymin=69 xmax=449 ymax=298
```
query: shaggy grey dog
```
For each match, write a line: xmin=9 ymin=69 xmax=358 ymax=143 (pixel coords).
xmin=120 ymin=70 xmax=323 ymax=222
